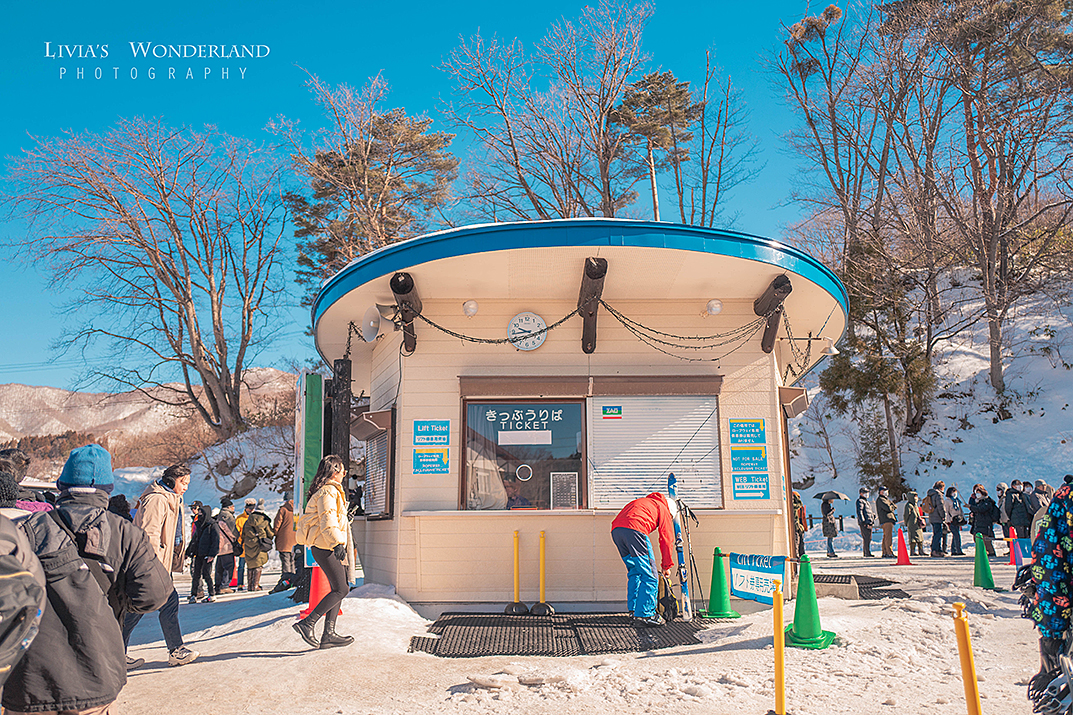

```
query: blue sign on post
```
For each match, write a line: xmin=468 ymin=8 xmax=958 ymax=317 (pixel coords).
xmin=729 ymin=553 xmax=787 ymax=605
xmin=413 ymin=448 xmax=449 ymax=474
xmin=414 ymin=419 xmax=450 ymax=445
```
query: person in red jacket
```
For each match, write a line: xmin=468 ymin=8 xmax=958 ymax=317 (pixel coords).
xmin=611 ymin=492 xmax=676 ymax=627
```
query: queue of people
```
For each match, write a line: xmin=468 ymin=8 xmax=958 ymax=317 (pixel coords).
xmin=796 ymin=479 xmax=1055 ymax=560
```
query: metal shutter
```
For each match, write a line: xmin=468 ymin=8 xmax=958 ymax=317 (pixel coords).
xmin=588 ymin=396 xmax=722 ymax=509
xmin=364 ymin=430 xmax=391 ymax=517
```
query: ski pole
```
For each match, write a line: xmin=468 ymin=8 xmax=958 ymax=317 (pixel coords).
xmin=952 ymin=602 xmax=982 ymax=715
xmin=773 ymin=578 xmax=786 ymax=715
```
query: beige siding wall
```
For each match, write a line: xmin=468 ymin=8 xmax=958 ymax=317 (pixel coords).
xmin=354 ymin=298 xmax=791 ymax=604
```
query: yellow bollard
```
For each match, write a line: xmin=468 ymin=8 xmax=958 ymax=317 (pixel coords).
xmin=540 ymin=531 xmax=546 ymax=603
xmin=773 ymin=578 xmax=785 ymax=715
xmin=505 ymin=529 xmax=529 ymax=614
xmin=514 ymin=530 xmax=520 ymax=600
xmin=952 ymin=602 xmax=982 ymax=715
xmin=532 ymin=530 xmax=555 ymax=615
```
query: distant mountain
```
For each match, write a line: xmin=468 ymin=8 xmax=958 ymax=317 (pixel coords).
xmin=0 ymin=368 xmax=295 ymax=472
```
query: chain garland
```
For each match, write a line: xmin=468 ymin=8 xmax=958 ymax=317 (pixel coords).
xmin=342 ymin=300 xmax=821 ymax=372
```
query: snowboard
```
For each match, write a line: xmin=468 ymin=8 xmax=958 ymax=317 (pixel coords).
xmin=667 ymin=472 xmax=693 ymax=621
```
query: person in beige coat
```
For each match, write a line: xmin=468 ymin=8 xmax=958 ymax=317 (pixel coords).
xmin=124 ymin=464 xmax=199 ymax=668
xmin=293 ymin=454 xmax=354 ymax=650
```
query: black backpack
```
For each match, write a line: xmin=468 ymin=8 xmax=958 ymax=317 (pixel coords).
xmin=656 ymin=572 xmax=679 ymax=621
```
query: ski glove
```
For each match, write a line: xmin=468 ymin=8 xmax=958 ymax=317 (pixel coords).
xmin=333 ymin=543 xmax=347 ymax=561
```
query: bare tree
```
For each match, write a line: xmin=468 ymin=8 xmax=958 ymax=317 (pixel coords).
xmin=682 ymin=51 xmax=762 ymax=227
xmin=269 ymin=72 xmax=457 ymax=305
xmin=4 ymin=118 xmax=286 ymax=440
xmin=442 ymin=0 xmax=652 ymax=220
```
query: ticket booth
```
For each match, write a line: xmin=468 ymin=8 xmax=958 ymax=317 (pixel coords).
xmin=311 ymin=219 xmax=846 ymax=615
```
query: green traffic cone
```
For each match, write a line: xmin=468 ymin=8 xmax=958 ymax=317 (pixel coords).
xmin=705 ymin=547 xmax=741 ymax=618
xmin=973 ymin=533 xmax=996 ymax=590
xmin=785 ymin=554 xmax=836 ymax=650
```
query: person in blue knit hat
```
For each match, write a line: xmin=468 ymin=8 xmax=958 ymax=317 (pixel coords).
xmin=2 ymin=444 xmax=173 ymax=715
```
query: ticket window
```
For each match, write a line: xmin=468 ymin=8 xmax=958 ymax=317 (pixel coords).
xmin=462 ymin=400 xmax=585 ymax=510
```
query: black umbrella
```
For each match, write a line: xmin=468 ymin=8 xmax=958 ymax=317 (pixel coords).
xmin=813 ymin=490 xmax=850 ymax=501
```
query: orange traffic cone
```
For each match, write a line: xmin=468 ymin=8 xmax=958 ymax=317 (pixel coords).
xmin=299 ymin=565 xmax=341 ymax=618
xmin=895 ymin=527 xmax=913 ymax=566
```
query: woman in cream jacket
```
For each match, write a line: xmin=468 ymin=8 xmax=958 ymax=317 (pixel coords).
xmin=293 ymin=454 xmax=354 ymax=649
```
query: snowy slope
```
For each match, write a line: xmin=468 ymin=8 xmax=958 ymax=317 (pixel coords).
xmin=789 ymin=283 xmax=1073 ymax=529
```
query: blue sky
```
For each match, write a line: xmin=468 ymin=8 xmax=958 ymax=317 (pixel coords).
xmin=0 ymin=0 xmax=821 ymax=389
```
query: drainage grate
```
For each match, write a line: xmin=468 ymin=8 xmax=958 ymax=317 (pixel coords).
xmin=853 ymin=575 xmax=895 ymax=588
xmin=813 ymin=574 xmax=854 ymax=584
xmin=858 ymin=586 xmax=910 ymax=600
xmin=409 ymin=612 xmax=710 ymax=658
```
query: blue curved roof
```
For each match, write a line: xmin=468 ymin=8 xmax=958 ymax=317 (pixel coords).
xmin=312 ymin=219 xmax=848 ymax=329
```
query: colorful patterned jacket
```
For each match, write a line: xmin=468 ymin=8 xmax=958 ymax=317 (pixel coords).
xmin=1031 ymin=483 xmax=1073 ymax=638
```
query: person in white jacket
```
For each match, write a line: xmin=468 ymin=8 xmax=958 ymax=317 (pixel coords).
xmin=292 ymin=454 xmax=354 ymax=650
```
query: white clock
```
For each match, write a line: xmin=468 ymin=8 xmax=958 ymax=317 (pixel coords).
xmin=507 ymin=311 xmax=547 ymax=351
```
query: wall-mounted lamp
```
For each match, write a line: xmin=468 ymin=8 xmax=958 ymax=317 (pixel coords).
xmin=705 ymin=299 xmax=723 ymax=316
xmin=462 ymin=300 xmax=479 ymax=317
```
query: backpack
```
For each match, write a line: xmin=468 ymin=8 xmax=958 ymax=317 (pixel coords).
xmin=656 ymin=572 xmax=679 ymax=621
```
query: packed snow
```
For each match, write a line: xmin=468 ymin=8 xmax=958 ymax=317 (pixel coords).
xmin=119 ymin=554 xmax=1036 ymax=714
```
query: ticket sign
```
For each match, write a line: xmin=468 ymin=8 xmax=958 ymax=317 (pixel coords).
xmin=730 ymin=445 xmax=767 ymax=472
xmin=733 ymin=472 xmax=770 ymax=500
xmin=729 ymin=419 xmax=766 ymax=444
xmin=729 ymin=553 xmax=787 ymax=605
xmin=413 ymin=448 xmax=449 ymax=474
xmin=414 ymin=420 xmax=450 ymax=445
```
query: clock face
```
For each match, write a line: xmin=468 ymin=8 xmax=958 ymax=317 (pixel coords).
xmin=507 ymin=311 xmax=547 ymax=351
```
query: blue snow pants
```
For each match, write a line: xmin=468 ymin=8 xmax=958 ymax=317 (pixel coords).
xmin=612 ymin=527 xmax=658 ymax=618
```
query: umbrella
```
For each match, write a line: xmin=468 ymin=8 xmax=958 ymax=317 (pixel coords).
xmin=813 ymin=490 xmax=850 ymax=501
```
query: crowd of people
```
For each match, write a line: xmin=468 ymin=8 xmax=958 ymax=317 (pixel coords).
xmin=795 ymin=478 xmax=1055 ymax=559
xmin=0 ymin=445 xmax=355 ymax=714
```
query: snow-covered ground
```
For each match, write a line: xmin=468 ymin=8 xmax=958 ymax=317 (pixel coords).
xmin=120 ymin=552 xmax=1036 ymax=714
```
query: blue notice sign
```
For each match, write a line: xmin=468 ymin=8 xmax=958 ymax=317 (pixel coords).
xmin=730 ymin=446 xmax=767 ymax=472
xmin=729 ymin=553 xmax=787 ymax=605
xmin=728 ymin=418 xmax=766 ymax=444
xmin=414 ymin=419 xmax=450 ymax=446
xmin=733 ymin=472 xmax=770 ymax=499
xmin=413 ymin=448 xmax=449 ymax=474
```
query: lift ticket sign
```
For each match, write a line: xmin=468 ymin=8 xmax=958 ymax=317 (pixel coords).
xmin=729 ymin=553 xmax=787 ymax=605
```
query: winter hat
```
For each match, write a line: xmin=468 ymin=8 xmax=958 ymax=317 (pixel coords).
xmin=859 ymin=487 xmax=869 ymax=495
xmin=878 ymin=486 xmax=888 ymax=494
xmin=256 ymin=498 xmax=265 ymax=511
xmin=1036 ymin=479 xmax=1048 ymax=490
xmin=998 ymin=482 xmax=1008 ymax=490
xmin=0 ymin=472 xmax=19 ymax=508
xmin=57 ymin=444 xmax=113 ymax=493
xmin=220 ymin=497 xmax=233 ymax=509
xmin=244 ymin=497 xmax=256 ymax=508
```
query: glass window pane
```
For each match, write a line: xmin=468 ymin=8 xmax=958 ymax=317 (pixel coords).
xmin=464 ymin=401 xmax=584 ymax=510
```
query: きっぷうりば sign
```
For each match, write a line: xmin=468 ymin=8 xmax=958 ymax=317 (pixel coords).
xmin=728 ymin=553 xmax=787 ymax=605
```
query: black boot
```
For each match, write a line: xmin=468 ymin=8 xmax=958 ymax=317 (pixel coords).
xmin=293 ymin=615 xmax=321 ymax=648
xmin=320 ymin=612 xmax=354 ymax=649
